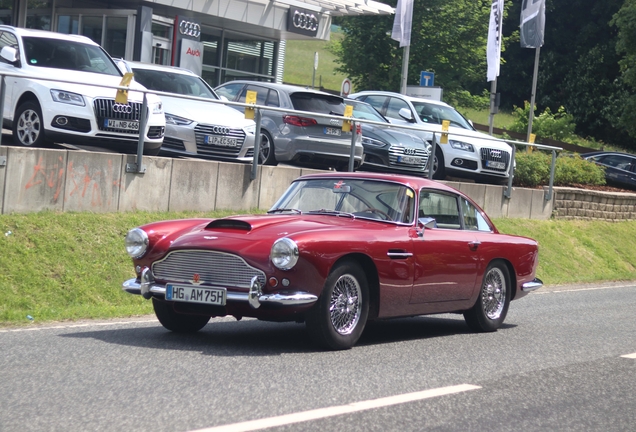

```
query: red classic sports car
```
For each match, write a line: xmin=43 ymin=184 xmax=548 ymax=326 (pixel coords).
xmin=123 ymin=172 xmax=542 ymax=350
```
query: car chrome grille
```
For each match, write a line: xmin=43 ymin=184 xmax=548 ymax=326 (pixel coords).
xmin=194 ymin=124 xmax=247 ymax=157
xmin=388 ymin=146 xmax=430 ymax=170
xmin=152 ymin=250 xmax=266 ymax=288
xmin=480 ymin=147 xmax=510 ymax=172
xmin=93 ymin=99 xmax=144 ymax=134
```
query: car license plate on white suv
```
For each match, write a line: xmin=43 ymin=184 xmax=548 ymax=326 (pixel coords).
xmin=486 ymin=160 xmax=506 ymax=169
xmin=165 ymin=284 xmax=227 ymax=306
xmin=398 ymin=156 xmax=422 ymax=165
xmin=324 ymin=127 xmax=341 ymax=136
xmin=105 ymin=119 xmax=139 ymax=131
xmin=205 ymin=135 xmax=238 ymax=147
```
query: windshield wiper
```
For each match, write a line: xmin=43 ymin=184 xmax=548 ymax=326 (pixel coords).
xmin=307 ymin=209 xmax=354 ymax=218
xmin=267 ymin=208 xmax=302 ymax=214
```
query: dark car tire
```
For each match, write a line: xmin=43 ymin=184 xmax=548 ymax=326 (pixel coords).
xmin=464 ymin=260 xmax=511 ymax=332
xmin=259 ymin=129 xmax=277 ymax=165
xmin=432 ymin=146 xmax=446 ymax=180
xmin=152 ymin=297 xmax=210 ymax=333
xmin=306 ymin=261 xmax=369 ymax=350
xmin=13 ymin=101 xmax=49 ymax=147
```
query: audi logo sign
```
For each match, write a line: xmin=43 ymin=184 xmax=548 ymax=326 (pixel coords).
xmin=403 ymin=148 xmax=417 ymax=155
xmin=287 ymin=7 xmax=320 ymax=37
xmin=113 ymin=104 xmax=133 ymax=114
xmin=490 ymin=150 xmax=502 ymax=158
xmin=179 ymin=20 xmax=201 ymax=39
xmin=209 ymin=125 xmax=231 ymax=135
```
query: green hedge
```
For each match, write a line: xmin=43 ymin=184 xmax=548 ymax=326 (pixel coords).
xmin=513 ymin=151 xmax=606 ymax=188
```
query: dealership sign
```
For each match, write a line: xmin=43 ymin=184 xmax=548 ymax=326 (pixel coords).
xmin=287 ymin=7 xmax=320 ymax=37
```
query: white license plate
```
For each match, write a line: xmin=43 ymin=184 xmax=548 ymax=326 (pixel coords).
xmin=324 ymin=127 xmax=341 ymax=136
xmin=165 ymin=284 xmax=227 ymax=306
xmin=486 ymin=160 xmax=506 ymax=169
xmin=105 ymin=119 xmax=139 ymax=131
xmin=205 ymin=135 xmax=238 ymax=147
xmin=398 ymin=155 xmax=423 ymax=165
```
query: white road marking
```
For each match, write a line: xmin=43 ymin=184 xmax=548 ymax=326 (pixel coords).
xmin=620 ymin=353 xmax=636 ymax=359
xmin=191 ymin=384 xmax=481 ymax=432
xmin=0 ymin=319 xmax=157 ymax=333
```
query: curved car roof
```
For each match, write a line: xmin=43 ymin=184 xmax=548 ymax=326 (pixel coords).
xmin=0 ymin=25 xmax=98 ymax=45
xmin=296 ymin=171 xmax=459 ymax=193
xmin=219 ymin=80 xmax=342 ymax=97
xmin=349 ymin=90 xmax=451 ymax=108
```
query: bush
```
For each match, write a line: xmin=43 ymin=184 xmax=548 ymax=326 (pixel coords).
xmin=509 ymin=102 xmax=577 ymax=143
xmin=513 ymin=151 xmax=606 ymax=187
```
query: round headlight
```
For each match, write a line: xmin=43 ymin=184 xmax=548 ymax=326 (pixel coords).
xmin=270 ymin=238 xmax=299 ymax=270
xmin=125 ymin=228 xmax=149 ymax=258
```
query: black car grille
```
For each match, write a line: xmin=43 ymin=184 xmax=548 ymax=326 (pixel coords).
xmin=162 ymin=136 xmax=186 ymax=150
xmin=148 ymin=126 xmax=165 ymax=139
xmin=194 ymin=124 xmax=247 ymax=157
xmin=480 ymin=147 xmax=510 ymax=172
xmin=152 ymin=250 xmax=266 ymax=288
xmin=94 ymin=99 xmax=144 ymax=134
xmin=388 ymin=146 xmax=430 ymax=170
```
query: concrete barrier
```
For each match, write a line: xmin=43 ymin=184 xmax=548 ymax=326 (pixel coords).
xmin=3 ymin=145 xmax=612 ymax=222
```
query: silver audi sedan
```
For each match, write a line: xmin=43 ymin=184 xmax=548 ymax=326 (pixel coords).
xmin=215 ymin=81 xmax=364 ymax=171
xmin=121 ymin=61 xmax=256 ymax=162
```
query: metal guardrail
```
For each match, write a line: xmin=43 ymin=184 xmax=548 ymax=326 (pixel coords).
xmin=0 ymin=70 xmax=563 ymax=201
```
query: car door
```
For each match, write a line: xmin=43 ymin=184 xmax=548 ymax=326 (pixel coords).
xmin=410 ymin=190 xmax=479 ymax=303
xmin=599 ymin=154 xmax=635 ymax=187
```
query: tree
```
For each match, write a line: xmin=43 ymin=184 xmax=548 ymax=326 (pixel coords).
xmin=611 ymin=0 xmax=636 ymax=140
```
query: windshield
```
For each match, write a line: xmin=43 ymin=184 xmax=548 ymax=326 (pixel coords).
xmin=22 ymin=36 xmax=121 ymax=76
xmin=348 ymin=101 xmax=388 ymax=123
xmin=411 ymin=101 xmax=473 ymax=130
xmin=131 ymin=68 xmax=218 ymax=99
xmin=270 ymin=178 xmax=415 ymax=224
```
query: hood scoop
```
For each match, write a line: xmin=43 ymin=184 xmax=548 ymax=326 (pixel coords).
xmin=205 ymin=219 xmax=252 ymax=231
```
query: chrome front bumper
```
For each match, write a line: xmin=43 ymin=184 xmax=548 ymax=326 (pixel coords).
xmin=122 ymin=274 xmax=318 ymax=309
xmin=521 ymin=278 xmax=543 ymax=292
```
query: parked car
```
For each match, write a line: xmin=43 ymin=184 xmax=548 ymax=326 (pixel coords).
xmin=0 ymin=26 xmax=165 ymax=154
xmin=119 ymin=61 xmax=256 ymax=161
xmin=581 ymin=151 xmax=636 ymax=190
xmin=345 ymin=98 xmax=432 ymax=175
xmin=348 ymin=91 xmax=513 ymax=183
xmin=122 ymin=172 xmax=542 ymax=350
xmin=215 ymin=81 xmax=364 ymax=170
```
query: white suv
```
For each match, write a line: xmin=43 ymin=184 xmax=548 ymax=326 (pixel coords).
xmin=0 ymin=26 xmax=165 ymax=154
xmin=349 ymin=91 xmax=513 ymax=183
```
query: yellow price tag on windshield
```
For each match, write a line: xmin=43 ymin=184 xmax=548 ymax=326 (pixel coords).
xmin=440 ymin=120 xmax=450 ymax=144
xmin=342 ymin=104 xmax=353 ymax=132
xmin=244 ymin=90 xmax=257 ymax=120
xmin=115 ymin=73 xmax=134 ymax=104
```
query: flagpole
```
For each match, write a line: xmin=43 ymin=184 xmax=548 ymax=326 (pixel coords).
xmin=526 ymin=46 xmax=540 ymax=143
xmin=488 ymin=79 xmax=497 ymax=135
xmin=400 ymin=45 xmax=409 ymax=95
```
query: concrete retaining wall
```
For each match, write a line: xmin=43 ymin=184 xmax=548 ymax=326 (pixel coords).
xmin=0 ymin=145 xmax=571 ymax=220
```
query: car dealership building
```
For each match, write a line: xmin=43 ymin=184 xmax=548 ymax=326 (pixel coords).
xmin=0 ymin=0 xmax=392 ymax=87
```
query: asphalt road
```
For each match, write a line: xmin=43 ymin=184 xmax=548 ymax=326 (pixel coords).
xmin=2 ymin=281 xmax=635 ymax=432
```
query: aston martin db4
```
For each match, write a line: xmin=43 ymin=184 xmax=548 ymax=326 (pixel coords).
xmin=122 ymin=172 xmax=542 ymax=350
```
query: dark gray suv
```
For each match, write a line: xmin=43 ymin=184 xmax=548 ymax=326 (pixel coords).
xmin=215 ymin=81 xmax=363 ymax=170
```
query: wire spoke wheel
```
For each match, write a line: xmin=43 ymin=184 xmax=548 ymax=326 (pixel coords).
xmin=482 ymin=267 xmax=506 ymax=320
xmin=329 ymin=274 xmax=362 ymax=335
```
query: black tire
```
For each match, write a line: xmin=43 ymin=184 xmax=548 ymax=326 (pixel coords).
xmin=13 ymin=101 xmax=48 ymax=147
xmin=152 ymin=297 xmax=210 ymax=333
xmin=432 ymin=146 xmax=446 ymax=180
xmin=306 ymin=261 xmax=369 ymax=350
xmin=464 ymin=260 xmax=511 ymax=332
xmin=259 ymin=130 xmax=277 ymax=165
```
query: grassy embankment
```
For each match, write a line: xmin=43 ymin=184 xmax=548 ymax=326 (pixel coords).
xmin=1 ymin=211 xmax=635 ymax=326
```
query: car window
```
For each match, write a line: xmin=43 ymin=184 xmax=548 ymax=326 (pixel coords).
xmin=22 ymin=36 xmax=121 ymax=76
xmin=599 ymin=154 xmax=633 ymax=171
xmin=290 ymin=92 xmax=345 ymax=114
xmin=239 ymin=85 xmax=270 ymax=105
xmin=460 ymin=198 xmax=492 ymax=232
xmin=215 ymin=83 xmax=244 ymax=101
xmin=411 ymin=101 xmax=473 ymax=129
xmin=0 ymin=31 xmax=18 ymax=64
xmin=385 ymin=97 xmax=411 ymax=120
xmin=419 ymin=191 xmax=461 ymax=229
xmin=349 ymin=101 xmax=387 ymax=122
xmin=132 ymin=68 xmax=218 ymax=99
xmin=266 ymin=89 xmax=280 ymax=107
xmin=362 ymin=95 xmax=388 ymax=113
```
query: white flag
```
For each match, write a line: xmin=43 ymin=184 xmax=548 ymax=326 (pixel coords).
xmin=487 ymin=0 xmax=504 ymax=82
xmin=391 ymin=0 xmax=414 ymax=48
xmin=520 ymin=0 xmax=545 ymax=48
